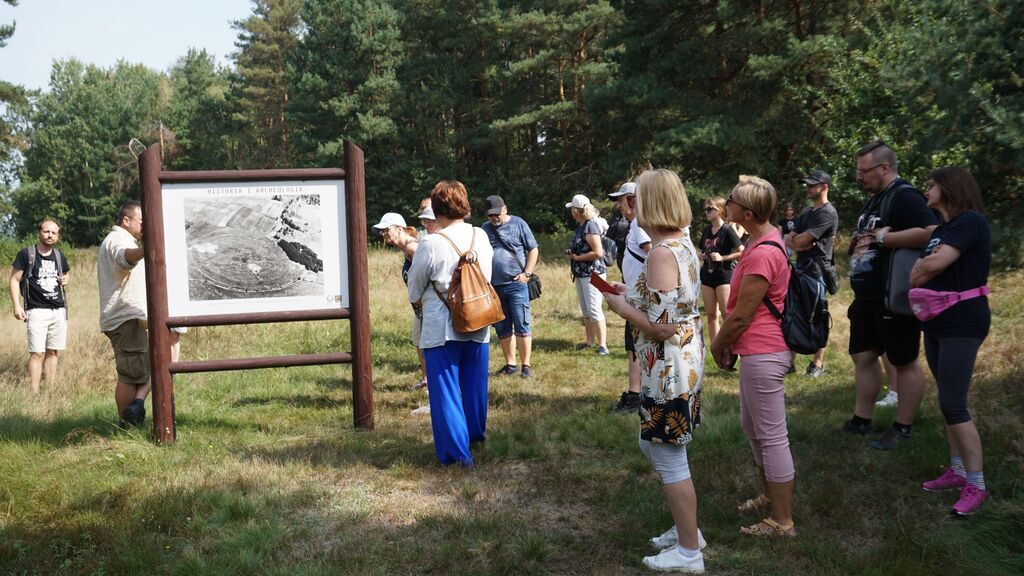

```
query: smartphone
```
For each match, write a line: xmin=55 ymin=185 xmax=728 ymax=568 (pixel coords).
xmin=590 ymin=272 xmax=616 ymax=294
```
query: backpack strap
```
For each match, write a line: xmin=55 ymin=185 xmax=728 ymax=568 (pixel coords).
xmin=758 ymin=240 xmax=788 ymax=321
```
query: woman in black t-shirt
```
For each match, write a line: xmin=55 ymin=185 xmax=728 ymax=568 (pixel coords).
xmin=907 ymin=166 xmax=991 ymax=516
xmin=698 ymin=196 xmax=744 ymax=343
xmin=776 ymin=202 xmax=797 ymax=258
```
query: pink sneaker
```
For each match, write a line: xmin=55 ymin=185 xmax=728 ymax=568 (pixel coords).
xmin=922 ymin=468 xmax=967 ymax=492
xmin=950 ymin=484 xmax=990 ymax=516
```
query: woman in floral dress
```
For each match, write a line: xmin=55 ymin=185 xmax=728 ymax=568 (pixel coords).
xmin=604 ymin=168 xmax=706 ymax=574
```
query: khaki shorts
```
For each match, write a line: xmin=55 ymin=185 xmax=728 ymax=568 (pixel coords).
xmin=104 ymin=319 xmax=150 ymax=384
xmin=26 ymin=308 xmax=68 ymax=353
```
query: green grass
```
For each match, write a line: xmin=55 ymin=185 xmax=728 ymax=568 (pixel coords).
xmin=1 ymin=245 xmax=1022 ymax=575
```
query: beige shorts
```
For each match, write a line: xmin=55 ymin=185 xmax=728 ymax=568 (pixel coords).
xmin=104 ymin=319 xmax=150 ymax=385
xmin=26 ymin=308 xmax=68 ymax=353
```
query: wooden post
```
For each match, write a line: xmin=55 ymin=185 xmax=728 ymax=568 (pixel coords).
xmin=345 ymin=141 xmax=374 ymax=429
xmin=139 ymin=143 xmax=175 ymax=444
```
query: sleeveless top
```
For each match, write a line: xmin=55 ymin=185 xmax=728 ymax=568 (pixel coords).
xmin=626 ymin=233 xmax=704 ymax=445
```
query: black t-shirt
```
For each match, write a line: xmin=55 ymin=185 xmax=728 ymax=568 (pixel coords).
xmin=794 ymin=203 xmax=839 ymax=272
xmin=849 ymin=179 xmax=939 ymax=300
xmin=12 ymin=247 xmax=70 ymax=310
xmin=778 ymin=217 xmax=797 ymax=235
xmin=921 ymin=210 xmax=991 ymax=338
xmin=699 ymin=224 xmax=742 ymax=273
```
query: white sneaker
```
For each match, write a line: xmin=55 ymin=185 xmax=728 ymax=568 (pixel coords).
xmin=411 ymin=404 xmax=430 ymax=415
xmin=642 ymin=546 xmax=705 ymax=573
xmin=649 ymin=526 xmax=706 ymax=550
xmin=875 ymin=390 xmax=898 ymax=408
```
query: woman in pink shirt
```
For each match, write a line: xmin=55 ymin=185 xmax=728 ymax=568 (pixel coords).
xmin=710 ymin=175 xmax=796 ymax=537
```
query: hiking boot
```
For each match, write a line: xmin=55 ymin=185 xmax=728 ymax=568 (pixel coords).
xmin=495 ymin=364 xmax=518 ymax=376
xmin=596 ymin=346 xmax=610 ymax=356
xmin=840 ymin=418 xmax=872 ymax=436
xmin=950 ymin=483 xmax=990 ymax=516
xmin=521 ymin=365 xmax=534 ymax=379
xmin=612 ymin=391 xmax=641 ymax=414
xmin=875 ymin=390 xmax=898 ymax=407
xmin=649 ymin=526 xmax=707 ymax=551
xmin=922 ymin=468 xmax=967 ymax=492
xmin=642 ymin=546 xmax=704 ymax=573
xmin=869 ymin=426 xmax=911 ymax=451
xmin=804 ymin=362 xmax=825 ymax=378
xmin=121 ymin=399 xmax=146 ymax=427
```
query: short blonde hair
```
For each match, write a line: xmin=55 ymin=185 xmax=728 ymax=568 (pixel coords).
xmin=573 ymin=204 xmax=600 ymax=221
xmin=731 ymin=175 xmax=776 ymax=223
xmin=635 ymin=169 xmax=692 ymax=231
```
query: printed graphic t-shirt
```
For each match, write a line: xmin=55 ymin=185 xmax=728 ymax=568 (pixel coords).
xmin=849 ymin=179 xmax=938 ymax=301
xmin=13 ymin=247 xmax=70 ymax=310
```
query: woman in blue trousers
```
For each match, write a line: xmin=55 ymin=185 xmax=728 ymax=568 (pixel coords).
xmin=406 ymin=180 xmax=494 ymax=466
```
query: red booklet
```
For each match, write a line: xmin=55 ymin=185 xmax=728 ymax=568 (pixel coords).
xmin=590 ymin=272 xmax=617 ymax=294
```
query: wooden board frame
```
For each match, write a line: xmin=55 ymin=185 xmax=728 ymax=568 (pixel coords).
xmin=138 ymin=142 xmax=374 ymax=444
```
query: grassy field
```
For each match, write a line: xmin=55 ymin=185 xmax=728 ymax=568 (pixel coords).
xmin=1 ymin=237 xmax=1022 ymax=575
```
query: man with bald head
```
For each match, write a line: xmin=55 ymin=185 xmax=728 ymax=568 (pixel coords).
xmin=843 ymin=140 xmax=938 ymax=450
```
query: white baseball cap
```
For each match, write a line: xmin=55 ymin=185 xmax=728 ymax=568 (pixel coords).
xmin=372 ymin=212 xmax=407 ymax=229
xmin=565 ymin=194 xmax=591 ymax=209
xmin=416 ymin=206 xmax=435 ymax=220
xmin=608 ymin=182 xmax=637 ymax=198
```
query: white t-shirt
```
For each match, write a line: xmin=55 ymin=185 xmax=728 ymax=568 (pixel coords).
xmin=622 ymin=219 xmax=652 ymax=287
xmin=407 ymin=221 xmax=494 ymax=349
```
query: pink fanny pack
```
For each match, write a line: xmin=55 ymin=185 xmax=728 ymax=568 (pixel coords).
xmin=908 ymin=285 xmax=989 ymax=322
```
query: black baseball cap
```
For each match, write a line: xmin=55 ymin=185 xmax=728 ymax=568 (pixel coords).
xmin=798 ymin=170 xmax=832 ymax=186
xmin=484 ymin=195 xmax=505 ymax=215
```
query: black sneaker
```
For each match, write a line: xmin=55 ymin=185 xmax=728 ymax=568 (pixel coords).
xmin=785 ymin=363 xmax=796 ymax=375
xmin=805 ymin=362 xmax=825 ymax=378
xmin=840 ymin=418 xmax=873 ymax=435
xmin=521 ymin=365 xmax=534 ymax=379
xmin=122 ymin=399 xmax=146 ymax=427
xmin=869 ymin=427 xmax=911 ymax=451
xmin=495 ymin=364 xmax=518 ymax=376
xmin=611 ymin=392 xmax=641 ymax=414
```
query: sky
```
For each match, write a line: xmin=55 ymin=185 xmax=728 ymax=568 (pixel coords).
xmin=0 ymin=0 xmax=254 ymax=91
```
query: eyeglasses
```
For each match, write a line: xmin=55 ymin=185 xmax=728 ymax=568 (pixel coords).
xmin=856 ymin=163 xmax=887 ymax=176
xmin=486 ymin=214 xmax=502 ymax=220
xmin=377 ymin=228 xmax=389 ymax=238
xmin=703 ymin=207 xmax=718 ymax=213
xmin=726 ymin=196 xmax=758 ymax=219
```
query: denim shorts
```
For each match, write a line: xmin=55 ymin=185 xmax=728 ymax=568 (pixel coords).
xmin=493 ymin=281 xmax=531 ymax=339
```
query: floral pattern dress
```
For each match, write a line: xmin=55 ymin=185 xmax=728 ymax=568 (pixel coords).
xmin=627 ymin=234 xmax=704 ymax=445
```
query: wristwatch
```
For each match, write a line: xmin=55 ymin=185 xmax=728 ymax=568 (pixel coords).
xmin=877 ymin=232 xmax=887 ymax=247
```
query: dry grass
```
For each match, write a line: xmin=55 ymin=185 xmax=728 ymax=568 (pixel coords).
xmin=1 ymin=243 xmax=1022 ymax=575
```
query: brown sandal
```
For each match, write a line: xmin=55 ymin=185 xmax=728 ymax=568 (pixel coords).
xmin=737 ymin=494 xmax=770 ymax=513
xmin=740 ymin=517 xmax=796 ymax=538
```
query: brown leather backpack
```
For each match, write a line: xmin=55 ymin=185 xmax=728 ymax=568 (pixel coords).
xmin=433 ymin=229 xmax=505 ymax=333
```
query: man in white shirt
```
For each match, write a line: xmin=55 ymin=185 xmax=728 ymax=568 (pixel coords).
xmin=608 ymin=182 xmax=651 ymax=413
xmin=98 ymin=201 xmax=150 ymax=428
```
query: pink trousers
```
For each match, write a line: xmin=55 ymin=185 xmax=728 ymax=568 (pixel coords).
xmin=738 ymin=351 xmax=794 ymax=483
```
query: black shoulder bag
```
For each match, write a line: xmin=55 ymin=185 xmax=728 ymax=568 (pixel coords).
xmin=485 ymin=226 xmax=542 ymax=300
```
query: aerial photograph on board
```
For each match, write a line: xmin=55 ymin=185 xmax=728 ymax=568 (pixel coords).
xmin=184 ymin=194 xmax=324 ymax=301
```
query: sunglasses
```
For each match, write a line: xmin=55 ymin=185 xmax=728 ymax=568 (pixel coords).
xmin=377 ymin=228 xmax=390 ymax=238
xmin=726 ymin=196 xmax=758 ymax=219
xmin=703 ymin=207 xmax=718 ymax=213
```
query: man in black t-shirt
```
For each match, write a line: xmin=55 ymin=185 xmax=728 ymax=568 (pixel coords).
xmin=785 ymin=169 xmax=839 ymax=377
xmin=8 ymin=219 xmax=71 ymax=393
xmin=841 ymin=141 xmax=938 ymax=451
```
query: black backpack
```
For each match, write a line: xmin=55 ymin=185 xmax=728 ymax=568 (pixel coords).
xmin=760 ymin=241 xmax=830 ymax=355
